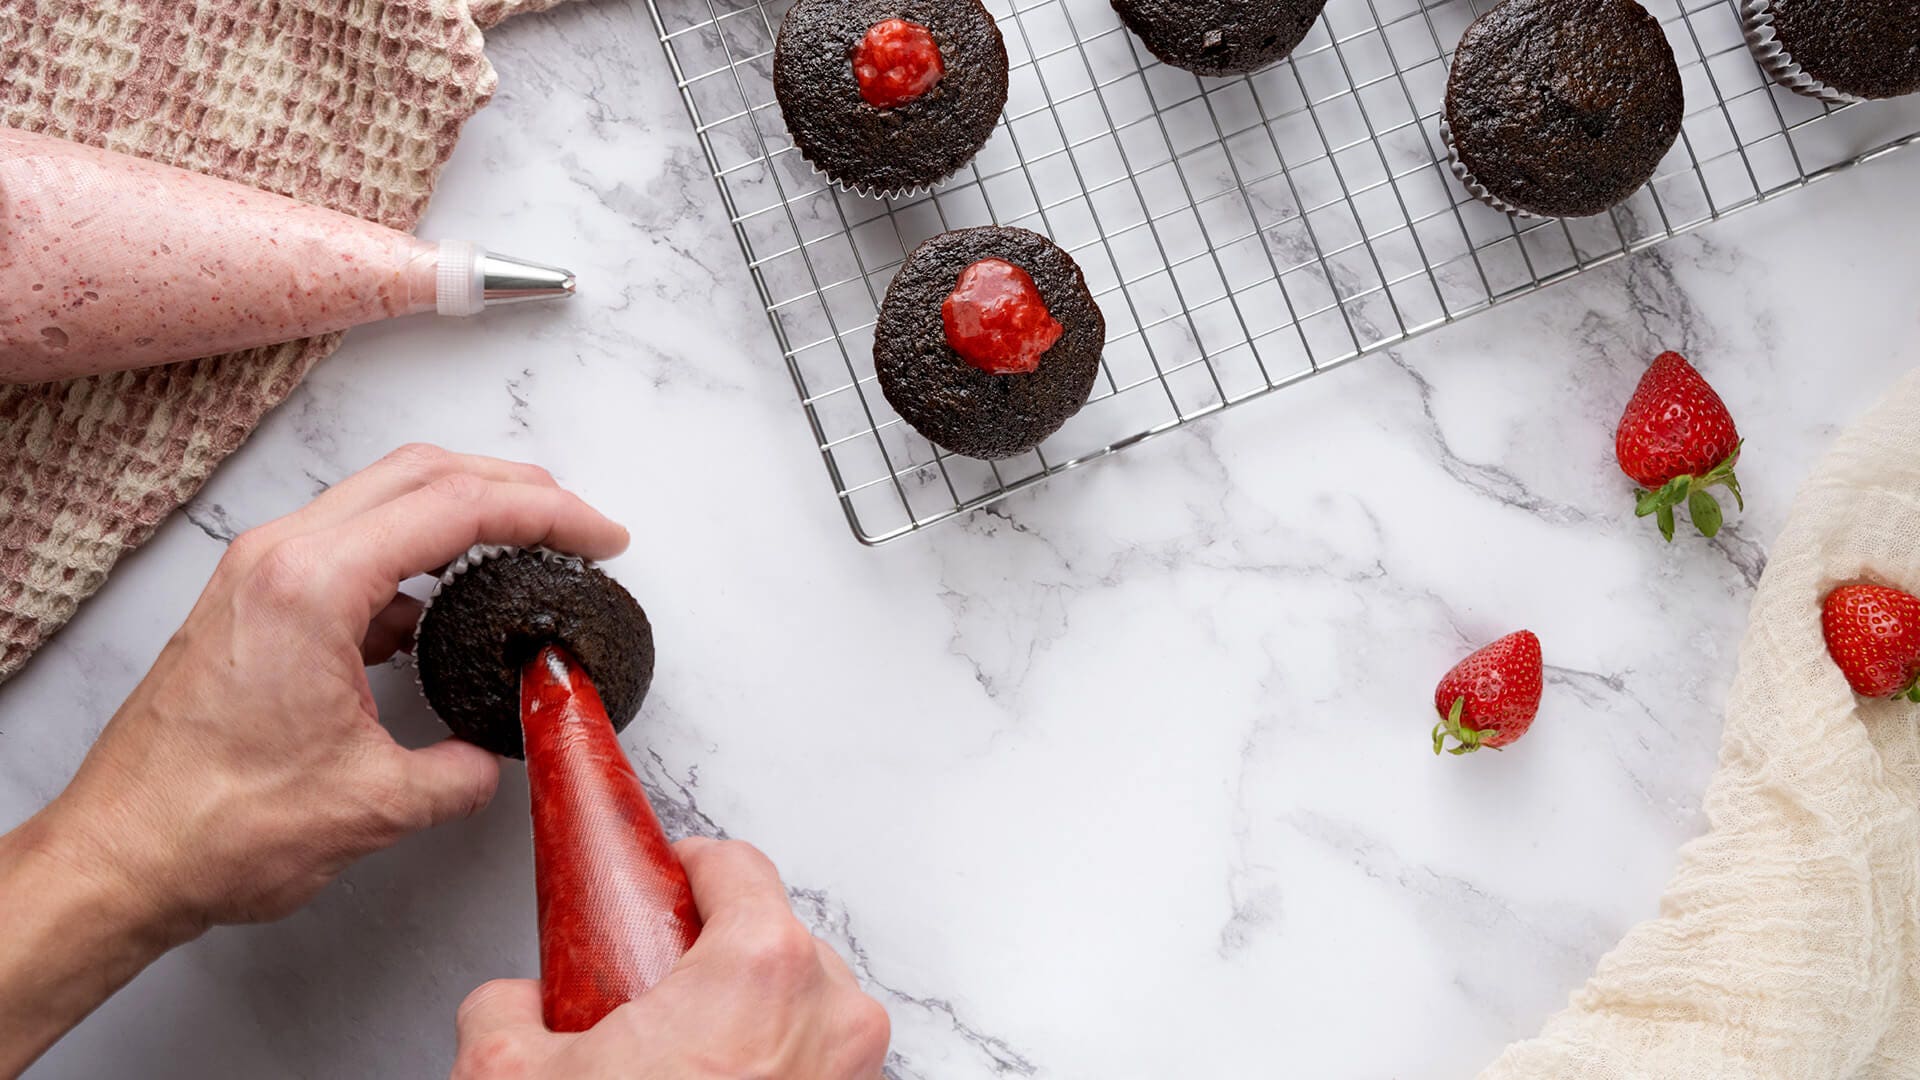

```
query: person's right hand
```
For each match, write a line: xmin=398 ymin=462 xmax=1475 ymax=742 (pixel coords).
xmin=451 ymin=838 xmax=891 ymax=1079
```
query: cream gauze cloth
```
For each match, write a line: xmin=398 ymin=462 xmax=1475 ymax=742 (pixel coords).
xmin=1483 ymin=368 xmax=1920 ymax=1078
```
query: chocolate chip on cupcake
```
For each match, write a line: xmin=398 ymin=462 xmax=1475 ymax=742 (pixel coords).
xmin=774 ymin=0 xmax=1009 ymax=197
xmin=1441 ymin=0 xmax=1684 ymax=218
xmin=1112 ymin=0 xmax=1327 ymax=77
xmin=416 ymin=546 xmax=654 ymax=760
xmin=1743 ymin=0 xmax=1920 ymax=103
xmin=875 ymin=227 xmax=1104 ymax=460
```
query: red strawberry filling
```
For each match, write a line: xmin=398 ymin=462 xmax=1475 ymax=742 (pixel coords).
xmin=851 ymin=19 xmax=945 ymax=108
xmin=941 ymin=258 xmax=1064 ymax=375
xmin=522 ymin=645 xmax=701 ymax=1030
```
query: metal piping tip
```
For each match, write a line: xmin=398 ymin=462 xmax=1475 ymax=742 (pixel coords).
xmin=481 ymin=252 xmax=576 ymax=306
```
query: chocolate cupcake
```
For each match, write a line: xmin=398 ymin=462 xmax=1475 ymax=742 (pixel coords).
xmin=416 ymin=546 xmax=654 ymax=760
xmin=875 ymin=227 xmax=1104 ymax=460
xmin=1112 ymin=0 xmax=1327 ymax=77
xmin=1441 ymin=0 xmax=1684 ymax=218
xmin=774 ymin=0 xmax=1008 ymax=197
xmin=1743 ymin=0 xmax=1920 ymax=102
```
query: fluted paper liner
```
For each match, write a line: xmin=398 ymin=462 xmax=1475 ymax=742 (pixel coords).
xmin=1439 ymin=118 xmax=1538 ymax=219
xmin=1741 ymin=0 xmax=1864 ymax=105
xmin=803 ymin=153 xmax=954 ymax=202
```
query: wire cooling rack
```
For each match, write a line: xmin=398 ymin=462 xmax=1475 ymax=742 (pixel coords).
xmin=648 ymin=0 xmax=1920 ymax=543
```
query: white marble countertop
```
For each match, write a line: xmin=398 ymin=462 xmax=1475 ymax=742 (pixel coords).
xmin=5 ymin=1 xmax=1920 ymax=1076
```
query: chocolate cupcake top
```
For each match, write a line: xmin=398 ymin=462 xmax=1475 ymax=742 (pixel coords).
xmin=1757 ymin=0 xmax=1920 ymax=100
xmin=1111 ymin=0 xmax=1328 ymax=77
xmin=774 ymin=0 xmax=1009 ymax=196
xmin=1444 ymin=0 xmax=1684 ymax=218
xmin=416 ymin=547 xmax=654 ymax=760
xmin=876 ymin=226 xmax=1105 ymax=460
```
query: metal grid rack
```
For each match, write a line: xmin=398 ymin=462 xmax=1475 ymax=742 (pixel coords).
xmin=649 ymin=0 xmax=1920 ymax=544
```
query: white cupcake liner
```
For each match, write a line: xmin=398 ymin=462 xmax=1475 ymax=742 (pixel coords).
xmin=1438 ymin=117 xmax=1538 ymax=219
xmin=1741 ymin=0 xmax=1863 ymax=105
xmin=804 ymin=154 xmax=952 ymax=201
xmin=410 ymin=543 xmax=590 ymax=702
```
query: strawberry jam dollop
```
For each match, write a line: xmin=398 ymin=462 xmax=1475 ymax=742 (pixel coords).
xmin=941 ymin=258 xmax=1064 ymax=375
xmin=852 ymin=19 xmax=945 ymax=108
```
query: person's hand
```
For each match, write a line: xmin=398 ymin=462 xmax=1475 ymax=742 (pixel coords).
xmin=451 ymin=838 xmax=891 ymax=1079
xmin=38 ymin=443 xmax=630 ymax=938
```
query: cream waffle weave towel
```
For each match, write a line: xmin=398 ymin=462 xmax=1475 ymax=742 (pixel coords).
xmin=0 ymin=0 xmax=561 ymax=679
xmin=1483 ymin=368 xmax=1920 ymax=1078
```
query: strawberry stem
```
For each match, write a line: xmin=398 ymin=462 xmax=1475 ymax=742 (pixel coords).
xmin=1631 ymin=441 xmax=1743 ymax=542
xmin=1687 ymin=488 xmax=1723 ymax=538
xmin=1897 ymin=672 xmax=1920 ymax=704
xmin=1432 ymin=697 xmax=1491 ymax=756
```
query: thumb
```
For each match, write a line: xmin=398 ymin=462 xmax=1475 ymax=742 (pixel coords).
xmin=456 ymin=978 xmax=545 ymax=1045
xmin=400 ymin=738 xmax=502 ymax=827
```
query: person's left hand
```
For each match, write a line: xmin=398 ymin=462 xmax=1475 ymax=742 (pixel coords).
xmin=37 ymin=443 xmax=630 ymax=938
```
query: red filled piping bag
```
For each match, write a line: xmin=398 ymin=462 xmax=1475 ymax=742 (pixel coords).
xmin=520 ymin=644 xmax=701 ymax=1032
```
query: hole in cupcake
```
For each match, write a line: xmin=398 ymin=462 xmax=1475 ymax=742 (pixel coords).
xmin=40 ymin=326 xmax=68 ymax=349
xmin=502 ymin=615 xmax=563 ymax=671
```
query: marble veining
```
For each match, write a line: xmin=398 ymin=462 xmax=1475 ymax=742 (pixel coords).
xmin=2 ymin=0 xmax=1919 ymax=1075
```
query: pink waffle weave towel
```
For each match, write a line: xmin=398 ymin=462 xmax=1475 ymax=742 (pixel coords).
xmin=0 ymin=0 xmax=563 ymax=679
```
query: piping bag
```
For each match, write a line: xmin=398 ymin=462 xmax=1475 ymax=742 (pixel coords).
xmin=414 ymin=547 xmax=699 ymax=1033
xmin=520 ymin=645 xmax=701 ymax=1031
xmin=0 ymin=127 xmax=574 ymax=384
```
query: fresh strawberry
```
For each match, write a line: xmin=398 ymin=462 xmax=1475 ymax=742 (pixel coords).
xmin=1821 ymin=584 xmax=1920 ymax=700
xmin=1615 ymin=351 xmax=1743 ymax=541
xmin=1432 ymin=630 xmax=1544 ymax=755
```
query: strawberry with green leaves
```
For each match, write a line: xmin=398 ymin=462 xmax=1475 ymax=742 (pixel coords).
xmin=1432 ymin=630 xmax=1544 ymax=755
xmin=1615 ymin=351 xmax=1743 ymax=541
xmin=1822 ymin=584 xmax=1920 ymax=701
